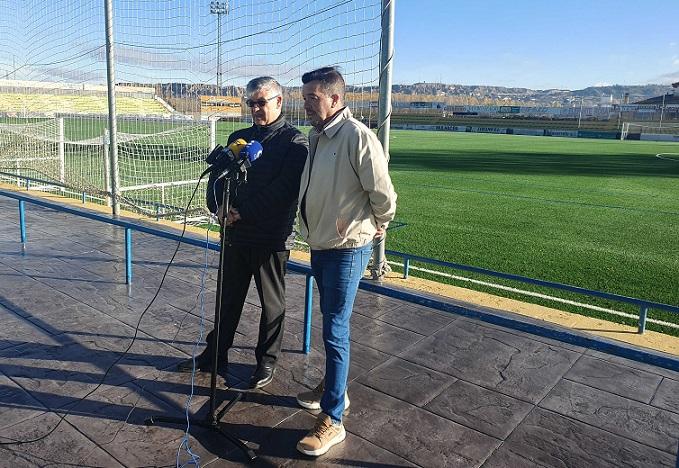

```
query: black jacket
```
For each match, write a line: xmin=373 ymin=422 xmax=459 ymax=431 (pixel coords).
xmin=206 ymin=116 xmax=308 ymax=250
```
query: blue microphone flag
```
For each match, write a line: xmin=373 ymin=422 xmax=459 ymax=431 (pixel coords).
xmin=242 ymin=140 xmax=263 ymax=163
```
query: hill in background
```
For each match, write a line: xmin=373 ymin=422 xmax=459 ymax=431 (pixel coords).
xmin=135 ymin=81 xmax=672 ymax=108
xmin=391 ymin=83 xmax=671 ymax=107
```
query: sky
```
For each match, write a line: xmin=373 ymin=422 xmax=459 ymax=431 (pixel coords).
xmin=1 ymin=0 xmax=677 ymax=91
xmin=393 ymin=0 xmax=679 ymax=90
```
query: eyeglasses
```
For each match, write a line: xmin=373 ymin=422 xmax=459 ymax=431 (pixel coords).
xmin=245 ymin=94 xmax=280 ymax=108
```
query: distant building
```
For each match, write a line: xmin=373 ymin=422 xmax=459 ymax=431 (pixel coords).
xmin=409 ymin=101 xmax=445 ymax=109
xmin=199 ymin=95 xmax=241 ymax=118
xmin=634 ymin=91 xmax=678 ymax=106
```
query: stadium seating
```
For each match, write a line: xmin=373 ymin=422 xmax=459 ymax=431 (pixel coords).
xmin=0 ymin=93 xmax=171 ymax=118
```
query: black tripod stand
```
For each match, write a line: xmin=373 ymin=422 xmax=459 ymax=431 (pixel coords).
xmin=146 ymin=170 xmax=257 ymax=462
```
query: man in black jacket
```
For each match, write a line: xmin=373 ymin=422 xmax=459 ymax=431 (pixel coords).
xmin=177 ymin=77 xmax=308 ymax=389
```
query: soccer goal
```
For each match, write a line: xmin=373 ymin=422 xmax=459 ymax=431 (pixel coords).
xmin=0 ymin=119 xmax=60 ymax=185
xmin=0 ymin=116 xmax=213 ymax=218
xmin=621 ymin=122 xmax=679 ymax=142
xmin=116 ymin=123 xmax=212 ymax=218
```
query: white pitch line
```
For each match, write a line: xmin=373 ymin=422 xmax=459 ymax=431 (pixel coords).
xmin=390 ymin=261 xmax=679 ymax=330
xmin=656 ymin=153 xmax=679 ymax=162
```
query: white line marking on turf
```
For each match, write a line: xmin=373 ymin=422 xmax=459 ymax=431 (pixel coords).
xmin=656 ymin=153 xmax=679 ymax=162
xmin=390 ymin=261 xmax=679 ymax=330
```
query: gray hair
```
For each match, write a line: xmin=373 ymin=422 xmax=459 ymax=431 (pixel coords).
xmin=246 ymin=76 xmax=282 ymax=97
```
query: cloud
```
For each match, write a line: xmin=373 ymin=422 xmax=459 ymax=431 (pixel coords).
xmin=651 ymin=70 xmax=679 ymax=84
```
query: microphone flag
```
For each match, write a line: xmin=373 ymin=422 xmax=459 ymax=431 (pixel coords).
xmin=241 ymin=140 xmax=263 ymax=163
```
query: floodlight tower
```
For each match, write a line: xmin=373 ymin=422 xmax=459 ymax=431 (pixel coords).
xmin=210 ymin=1 xmax=229 ymax=96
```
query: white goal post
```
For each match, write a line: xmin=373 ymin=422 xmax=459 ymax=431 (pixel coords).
xmin=621 ymin=122 xmax=679 ymax=142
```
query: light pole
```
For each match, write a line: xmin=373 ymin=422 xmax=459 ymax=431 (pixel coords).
xmin=210 ymin=1 xmax=228 ymax=96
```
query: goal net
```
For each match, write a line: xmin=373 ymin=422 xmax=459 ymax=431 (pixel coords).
xmin=0 ymin=116 xmax=211 ymax=217
xmin=0 ymin=119 xmax=60 ymax=187
xmin=0 ymin=0 xmax=382 ymax=220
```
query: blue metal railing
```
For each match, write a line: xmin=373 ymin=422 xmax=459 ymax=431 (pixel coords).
xmin=389 ymin=251 xmax=678 ymax=334
xmin=3 ymin=188 xmax=678 ymax=355
xmin=2 ymin=188 xmax=314 ymax=353
xmin=390 ymin=251 xmax=678 ymax=334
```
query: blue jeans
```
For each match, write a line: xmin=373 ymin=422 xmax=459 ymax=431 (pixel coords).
xmin=311 ymin=243 xmax=372 ymax=423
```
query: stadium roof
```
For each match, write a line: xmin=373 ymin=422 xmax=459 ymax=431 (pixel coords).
xmin=634 ymin=92 xmax=679 ymax=105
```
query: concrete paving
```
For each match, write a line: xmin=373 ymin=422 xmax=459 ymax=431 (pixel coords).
xmin=0 ymin=194 xmax=678 ymax=467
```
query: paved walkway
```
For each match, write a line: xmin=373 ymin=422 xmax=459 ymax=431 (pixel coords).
xmin=1 ymin=193 xmax=678 ymax=467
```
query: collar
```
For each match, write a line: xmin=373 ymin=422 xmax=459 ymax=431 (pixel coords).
xmin=318 ymin=107 xmax=351 ymax=139
xmin=254 ymin=114 xmax=286 ymax=137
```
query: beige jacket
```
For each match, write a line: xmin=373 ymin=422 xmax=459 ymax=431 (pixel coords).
xmin=298 ymin=107 xmax=397 ymax=250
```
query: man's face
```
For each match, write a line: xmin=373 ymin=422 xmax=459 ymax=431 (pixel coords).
xmin=246 ymin=88 xmax=282 ymax=126
xmin=302 ymin=81 xmax=337 ymax=129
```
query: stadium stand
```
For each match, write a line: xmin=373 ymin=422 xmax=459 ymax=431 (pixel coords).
xmin=0 ymin=79 xmax=173 ymax=118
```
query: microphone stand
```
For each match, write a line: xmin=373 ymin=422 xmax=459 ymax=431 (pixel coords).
xmin=146 ymin=167 xmax=256 ymax=462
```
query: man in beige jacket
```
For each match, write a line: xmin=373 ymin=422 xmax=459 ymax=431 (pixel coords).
xmin=295 ymin=66 xmax=397 ymax=457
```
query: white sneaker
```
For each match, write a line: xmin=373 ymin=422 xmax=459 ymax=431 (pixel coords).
xmin=296 ymin=379 xmax=350 ymax=411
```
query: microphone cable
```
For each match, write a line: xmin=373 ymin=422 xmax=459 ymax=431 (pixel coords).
xmin=175 ymin=220 xmax=215 ymax=468
xmin=0 ymin=170 xmax=212 ymax=451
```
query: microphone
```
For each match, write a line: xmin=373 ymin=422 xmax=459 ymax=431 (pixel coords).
xmin=201 ymin=138 xmax=248 ymax=177
xmin=214 ymin=139 xmax=263 ymax=180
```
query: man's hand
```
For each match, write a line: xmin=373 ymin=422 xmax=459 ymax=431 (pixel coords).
xmin=226 ymin=207 xmax=241 ymax=226
xmin=374 ymin=226 xmax=386 ymax=239
xmin=216 ymin=205 xmax=241 ymax=226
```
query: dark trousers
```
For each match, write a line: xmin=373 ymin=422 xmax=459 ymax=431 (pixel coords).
xmin=203 ymin=245 xmax=289 ymax=367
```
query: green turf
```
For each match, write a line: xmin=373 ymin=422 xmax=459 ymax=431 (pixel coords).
xmin=385 ymin=131 xmax=679 ymax=322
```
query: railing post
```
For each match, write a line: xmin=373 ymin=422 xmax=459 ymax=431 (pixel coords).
xmin=82 ymin=192 xmax=87 ymax=204
xmin=303 ymin=274 xmax=314 ymax=354
xmin=403 ymin=255 xmax=410 ymax=279
xmin=638 ymin=306 xmax=648 ymax=334
xmin=19 ymin=200 xmax=26 ymax=250
xmin=125 ymin=228 xmax=132 ymax=284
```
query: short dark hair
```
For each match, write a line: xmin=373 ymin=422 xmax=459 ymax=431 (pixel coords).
xmin=302 ymin=66 xmax=345 ymax=99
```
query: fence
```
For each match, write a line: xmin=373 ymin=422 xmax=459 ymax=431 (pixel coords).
xmin=0 ymin=0 xmax=393 ymax=218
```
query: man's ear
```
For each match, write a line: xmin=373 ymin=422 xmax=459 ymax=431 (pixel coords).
xmin=331 ymin=94 xmax=340 ymax=108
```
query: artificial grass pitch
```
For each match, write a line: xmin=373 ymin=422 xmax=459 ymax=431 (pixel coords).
xmin=385 ymin=130 xmax=678 ymax=320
